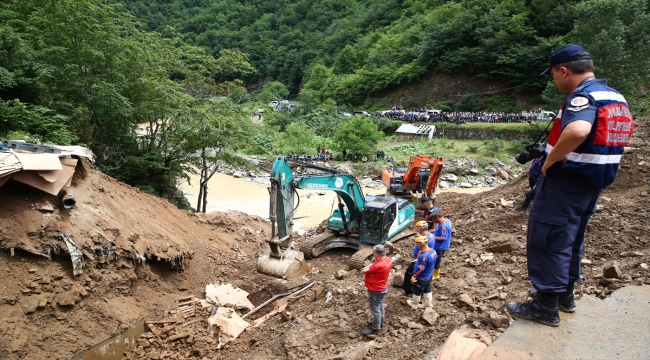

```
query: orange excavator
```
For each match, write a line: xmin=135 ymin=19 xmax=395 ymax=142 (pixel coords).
xmin=381 ymin=155 xmax=444 ymax=205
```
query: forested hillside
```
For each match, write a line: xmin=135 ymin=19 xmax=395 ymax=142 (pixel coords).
xmin=1 ymin=0 xmax=648 ymax=209
xmin=122 ymin=0 xmax=650 ymax=107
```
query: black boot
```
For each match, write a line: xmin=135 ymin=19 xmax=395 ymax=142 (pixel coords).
xmin=361 ymin=328 xmax=381 ymax=335
xmin=367 ymin=320 xmax=384 ymax=328
xmin=529 ymin=285 xmax=576 ymax=313
xmin=507 ymin=292 xmax=560 ymax=327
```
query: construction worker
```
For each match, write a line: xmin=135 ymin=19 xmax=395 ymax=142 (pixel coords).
xmin=421 ymin=197 xmax=440 ymax=231
xmin=407 ymin=235 xmax=436 ymax=309
xmin=507 ymin=44 xmax=634 ymax=327
xmin=431 ymin=211 xmax=452 ymax=280
xmin=362 ymin=245 xmax=393 ymax=335
xmin=403 ymin=221 xmax=434 ymax=296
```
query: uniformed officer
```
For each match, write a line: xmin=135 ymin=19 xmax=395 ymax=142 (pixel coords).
xmin=507 ymin=44 xmax=635 ymax=327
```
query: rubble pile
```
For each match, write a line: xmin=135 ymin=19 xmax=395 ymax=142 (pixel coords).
xmin=0 ymin=121 xmax=647 ymax=360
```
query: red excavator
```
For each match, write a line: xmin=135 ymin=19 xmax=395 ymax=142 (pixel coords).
xmin=381 ymin=155 xmax=444 ymax=205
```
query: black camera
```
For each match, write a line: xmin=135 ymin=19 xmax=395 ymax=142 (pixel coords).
xmin=515 ymin=142 xmax=546 ymax=164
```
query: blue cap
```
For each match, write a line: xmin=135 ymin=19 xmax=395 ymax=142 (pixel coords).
xmin=421 ymin=196 xmax=432 ymax=203
xmin=540 ymin=44 xmax=592 ymax=75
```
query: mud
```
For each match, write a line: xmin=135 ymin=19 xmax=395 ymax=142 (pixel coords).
xmin=0 ymin=120 xmax=647 ymax=360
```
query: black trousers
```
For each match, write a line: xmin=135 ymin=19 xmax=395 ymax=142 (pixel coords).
xmin=402 ymin=262 xmax=415 ymax=295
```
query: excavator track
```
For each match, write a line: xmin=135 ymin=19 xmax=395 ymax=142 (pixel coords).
xmin=348 ymin=229 xmax=415 ymax=270
xmin=348 ymin=245 xmax=375 ymax=270
xmin=298 ymin=231 xmax=337 ymax=259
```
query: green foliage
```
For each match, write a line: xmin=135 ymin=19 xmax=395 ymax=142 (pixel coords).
xmin=383 ymin=142 xmax=430 ymax=157
xmin=570 ymin=0 xmax=650 ymax=97
xmin=333 ymin=116 xmax=382 ymax=156
xmin=257 ymin=81 xmax=290 ymax=103
xmin=372 ymin=117 xmax=402 ymax=135
xmin=0 ymin=100 xmax=78 ymax=145
xmin=467 ymin=144 xmax=479 ymax=153
xmin=486 ymin=95 xmax=521 ymax=114
xmin=508 ymin=138 xmax=532 ymax=153
xmin=273 ymin=122 xmax=322 ymax=155
xmin=434 ymin=100 xmax=455 ymax=112
xmin=457 ymin=96 xmax=479 ymax=112
xmin=120 ymin=0 xmax=649 ymax=109
xmin=0 ymin=0 xmax=254 ymax=208
xmin=485 ymin=139 xmax=505 ymax=154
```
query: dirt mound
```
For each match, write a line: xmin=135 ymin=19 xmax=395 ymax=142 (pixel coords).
xmin=0 ymin=167 xmax=271 ymax=360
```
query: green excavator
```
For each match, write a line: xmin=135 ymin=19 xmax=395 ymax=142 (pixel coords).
xmin=257 ymin=156 xmax=416 ymax=279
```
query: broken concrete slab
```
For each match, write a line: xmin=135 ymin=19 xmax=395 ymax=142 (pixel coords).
xmin=205 ymin=283 xmax=255 ymax=310
xmin=208 ymin=307 xmax=250 ymax=348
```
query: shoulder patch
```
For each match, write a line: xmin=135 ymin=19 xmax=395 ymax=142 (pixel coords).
xmin=570 ymin=96 xmax=589 ymax=107
xmin=567 ymin=105 xmax=589 ymax=112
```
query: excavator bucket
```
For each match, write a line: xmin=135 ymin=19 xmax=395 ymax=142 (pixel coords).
xmin=257 ymin=245 xmax=311 ymax=280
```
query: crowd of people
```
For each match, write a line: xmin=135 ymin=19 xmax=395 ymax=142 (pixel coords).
xmin=378 ymin=108 xmax=544 ymax=124
xmin=287 ymin=149 xmax=394 ymax=164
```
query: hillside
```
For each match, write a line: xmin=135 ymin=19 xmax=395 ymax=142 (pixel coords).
xmin=122 ymin=0 xmax=650 ymax=108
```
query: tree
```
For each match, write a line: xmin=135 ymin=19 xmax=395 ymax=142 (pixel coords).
xmin=272 ymin=122 xmax=321 ymax=155
xmin=189 ymin=98 xmax=249 ymax=213
xmin=332 ymin=116 xmax=382 ymax=156
xmin=570 ymin=0 xmax=650 ymax=104
xmin=257 ymin=81 xmax=290 ymax=103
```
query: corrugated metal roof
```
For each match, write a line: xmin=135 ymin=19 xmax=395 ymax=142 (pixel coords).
xmin=395 ymin=124 xmax=436 ymax=135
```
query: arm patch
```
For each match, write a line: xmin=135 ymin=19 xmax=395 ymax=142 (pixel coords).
xmin=570 ymin=96 xmax=589 ymax=106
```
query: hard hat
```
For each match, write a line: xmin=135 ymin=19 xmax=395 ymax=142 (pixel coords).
xmin=415 ymin=221 xmax=428 ymax=230
xmin=415 ymin=235 xmax=428 ymax=244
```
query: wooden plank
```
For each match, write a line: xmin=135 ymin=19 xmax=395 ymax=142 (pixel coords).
xmin=145 ymin=317 xmax=183 ymax=325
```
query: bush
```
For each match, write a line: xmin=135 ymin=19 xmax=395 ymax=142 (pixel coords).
xmin=467 ymin=144 xmax=479 ymax=153
xmin=485 ymin=139 xmax=505 ymax=153
xmin=509 ymin=138 xmax=531 ymax=153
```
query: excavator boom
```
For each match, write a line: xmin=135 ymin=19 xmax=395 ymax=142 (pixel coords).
xmin=257 ymin=157 xmax=311 ymax=279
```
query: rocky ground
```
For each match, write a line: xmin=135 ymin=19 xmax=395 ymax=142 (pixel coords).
xmin=225 ymin=155 xmax=524 ymax=190
xmin=0 ymin=121 xmax=647 ymax=360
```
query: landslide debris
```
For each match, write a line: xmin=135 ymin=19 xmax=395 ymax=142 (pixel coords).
xmin=1 ymin=120 xmax=647 ymax=360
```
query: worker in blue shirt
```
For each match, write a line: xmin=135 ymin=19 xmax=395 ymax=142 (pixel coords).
xmin=406 ymin=235 xmax=436 ymax=309
xmin=431 ymin=211 xmax=452 ymax=280
xmin=403 ymin=221 xmax=435 ymax=297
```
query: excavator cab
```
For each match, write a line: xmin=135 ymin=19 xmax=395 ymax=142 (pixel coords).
xmin=359 ymin=196 xmax=409 ymax=244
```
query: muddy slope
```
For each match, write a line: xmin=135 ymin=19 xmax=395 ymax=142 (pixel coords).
xmin=1 ymin=120 xmax=648 ymax=360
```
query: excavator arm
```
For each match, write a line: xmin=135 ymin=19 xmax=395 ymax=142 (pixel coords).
xmin=259 ymin=157 xmax=367 ymax=279
xmin=402 ymin=155 xmax=435 ymax=191
xmin=424 ymin=156 xmax=444 ymax=198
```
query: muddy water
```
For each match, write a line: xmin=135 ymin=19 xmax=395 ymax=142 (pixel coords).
xmin=71 ymin=317 xmax=147 ymax=360
xmin=182 ymin=173 xmax=490 ymax=231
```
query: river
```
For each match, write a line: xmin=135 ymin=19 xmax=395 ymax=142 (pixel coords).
xmin=181 ymin=172 xmax=490 ymax=232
